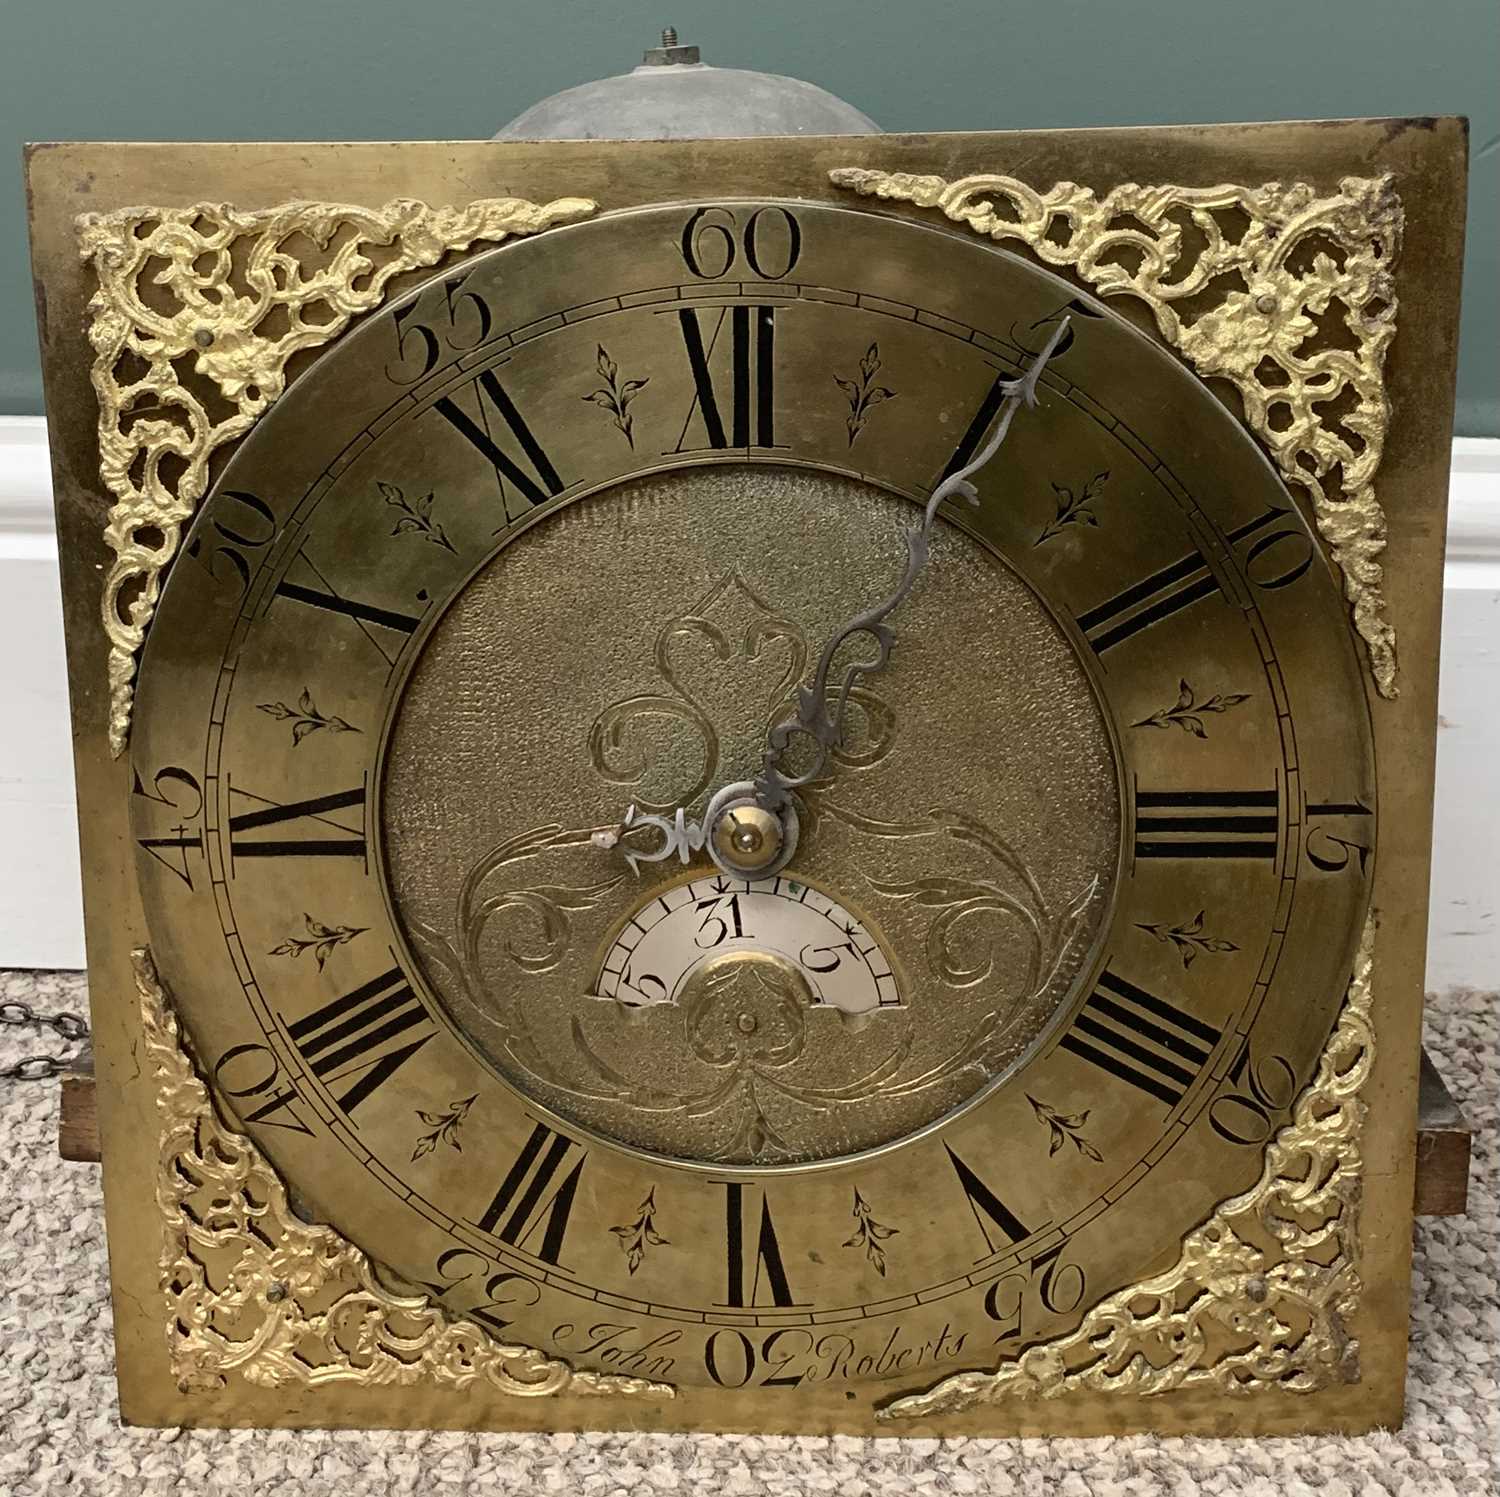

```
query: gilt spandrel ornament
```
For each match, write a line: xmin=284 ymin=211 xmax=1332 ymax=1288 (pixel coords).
xmin=79 ymin=194 xmax=597 ymax=755
xmin=882 ymin=918 xmax=1374 ymax=1416
xmin=137 ymin=946 xmax=671 ymax=1401
xmin=832 ymin=167 xmax=1403 ymax=695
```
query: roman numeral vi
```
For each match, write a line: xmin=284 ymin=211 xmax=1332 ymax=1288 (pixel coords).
xmin=721 ymin=1184 xmax=799 ymax=1307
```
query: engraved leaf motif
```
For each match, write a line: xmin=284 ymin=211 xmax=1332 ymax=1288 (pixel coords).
xmin=268 ymin=912 xmax=367 ymax=970
xmin=1028 ymin=1094 xmax=1104 ymax=1163
xmin=294 ymin=715 xmax=349 ymax=746
xmin=524 ymin=879 xmax=627 ymax=912
xmin=609 ymin=1187 xmax=669 ymax=1275
xmin=837 ymin=341 xmax=899 ymax=447
xmin=1135 ymin=910 xmax=1241 ymax=968
xmin=410 ymin=1094 xmax=477 ymax=1163
xmin=1132 ymin=680 xmax=1250 ymax=739
xmin=379 ymin=479 xmax=456 ymax=552
xmin=842 ymin=1188 xmax=899 ymax=1276
xmin=584 ymin=344 xmax=648 ymax=449
xmin=1036 ymin=470 xmax=1110 ymax=545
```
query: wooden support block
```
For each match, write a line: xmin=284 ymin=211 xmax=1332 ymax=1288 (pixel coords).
xmin=1414 ymin=1047 xmax=1473 ymax=1217
xmin=55 ymin=1047 xmax=1477 ymax=1213
xmin=58 ymin=1056 xmax=101 ymax=1163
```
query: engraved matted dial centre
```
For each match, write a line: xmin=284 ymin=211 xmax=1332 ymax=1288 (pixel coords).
xmin=379 ymin=464 xmax=1121 ymax=1166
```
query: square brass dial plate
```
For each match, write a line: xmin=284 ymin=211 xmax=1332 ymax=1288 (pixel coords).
xmin=25 ymin=119 xmax=1466 ymax=1437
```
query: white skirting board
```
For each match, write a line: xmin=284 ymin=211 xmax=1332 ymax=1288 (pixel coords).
xmin=2 ymin=415 xmax=1496 ymax=987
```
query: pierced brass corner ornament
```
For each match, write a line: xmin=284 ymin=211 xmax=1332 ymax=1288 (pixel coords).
xmin=79 ymin=195 xmax=598 ymax=756
xmin=831 ymin=168 xmax=1403 ymax=698
xmin=879 ymin=917 xmax=1375 ymax=1420
xmin=134 ymin=947 xmax=671 ymax=1401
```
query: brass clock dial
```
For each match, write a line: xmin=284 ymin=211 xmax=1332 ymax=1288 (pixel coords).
xmin=128 ymin=200 xmax=1375 ymax=1400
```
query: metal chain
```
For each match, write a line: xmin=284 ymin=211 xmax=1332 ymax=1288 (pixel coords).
xmin=0 ymin=1000 xmax=91 ymax=1082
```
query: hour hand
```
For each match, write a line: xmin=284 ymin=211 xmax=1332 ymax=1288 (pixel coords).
xmin=592 ymin=804 xmax=706 ymax=877
xmin=596 ymin=785 xmax=795 ymax=881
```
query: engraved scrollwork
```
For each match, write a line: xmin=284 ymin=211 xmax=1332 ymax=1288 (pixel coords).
xmin=831 ymin=167 xmax=1403 ymax=696
xmin=879 ymin=917 xmax=1375 ymax=1417
xmin=79 ymin=194 xmax=598 ymax=755
xmin=588 ymin=570 xmax=810 ymax=813
xmin=402 ymin=822 xmax=628 ymax=1092
xmin=135 ymin=946 xmax=670 ymax=1399
xmin=564 ymin=803 xmax=1103 ymax=1163
xmin=457 ymin=826 xmax=626 ymax=979
xmin=842 ymin=802 xmax=1099 ymax=1008
xmin=571 ymin=951 xmax=916 ymax=1163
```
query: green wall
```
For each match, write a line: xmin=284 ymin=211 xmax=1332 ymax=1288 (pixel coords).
xmin=5 ymin=0 xmax=1496 ymax=433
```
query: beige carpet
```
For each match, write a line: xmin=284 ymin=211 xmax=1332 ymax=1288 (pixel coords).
xmin=2 ymin=970 xmax=1494 ymax=1496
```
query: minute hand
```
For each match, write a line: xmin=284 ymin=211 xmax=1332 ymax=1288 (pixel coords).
xmin=753 ymin=319 xmax=1070 ymax=814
